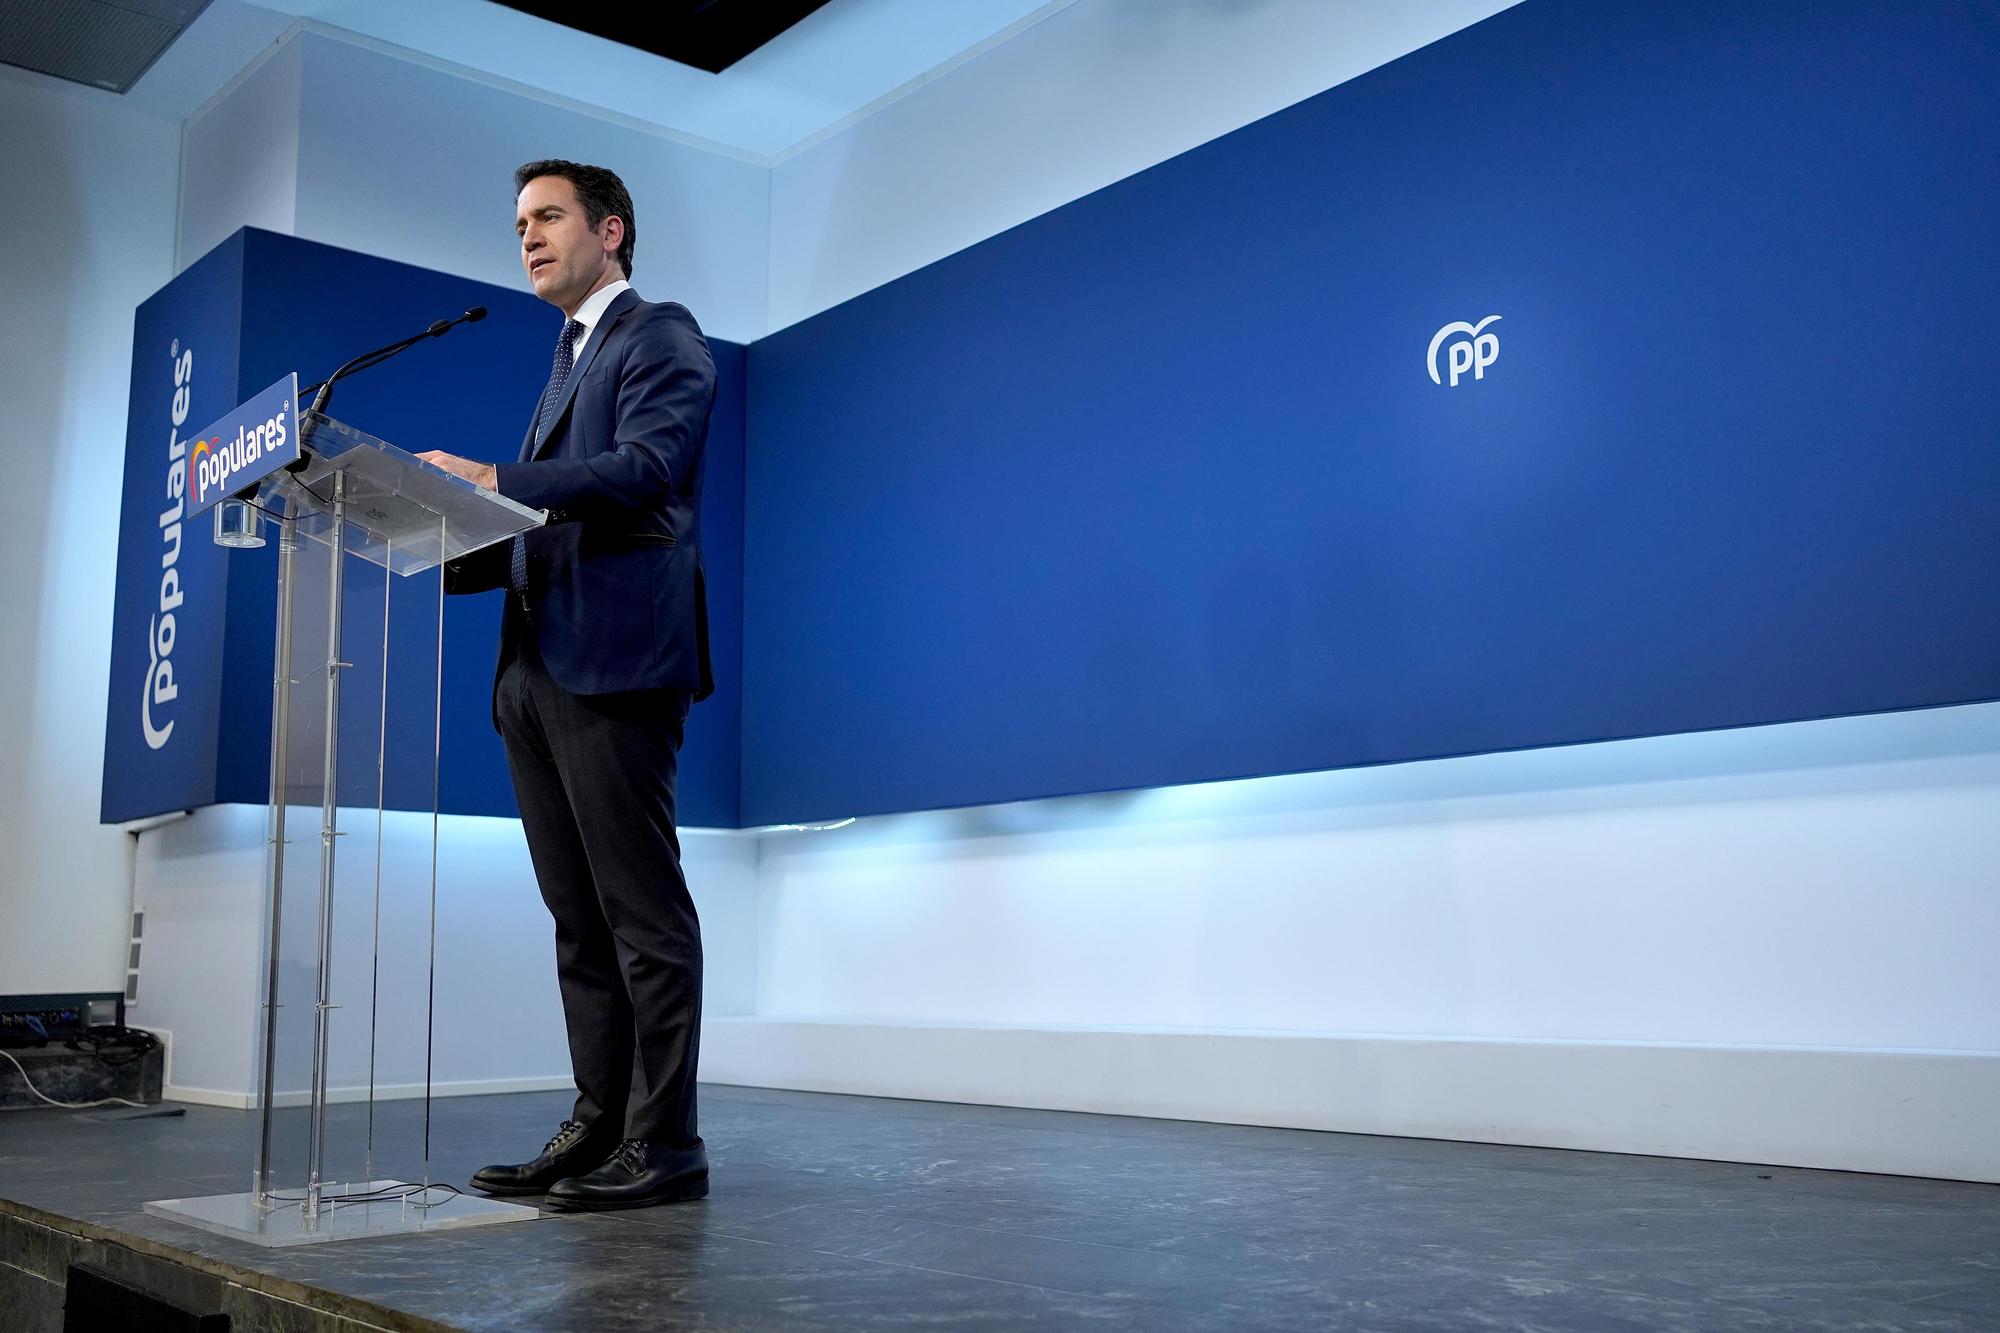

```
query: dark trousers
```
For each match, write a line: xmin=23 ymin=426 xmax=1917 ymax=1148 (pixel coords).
xmin=495 ymin=627 xmax=702 ymax=1149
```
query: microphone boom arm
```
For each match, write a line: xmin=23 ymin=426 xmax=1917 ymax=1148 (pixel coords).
xmin=301 ymin=307 xmax=487 ymax=416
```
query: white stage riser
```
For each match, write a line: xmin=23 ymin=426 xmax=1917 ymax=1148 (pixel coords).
xmin=701 ymin=1019 xmax=2000 ymax=1185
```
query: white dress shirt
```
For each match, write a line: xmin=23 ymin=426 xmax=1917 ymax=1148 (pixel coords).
xmin=566 ymin=278 xmax=631 ymax=361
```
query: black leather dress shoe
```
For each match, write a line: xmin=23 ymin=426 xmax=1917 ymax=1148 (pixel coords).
xmin=544 ymin=1138 xmax=709 ymax=1211
xmin=469 ymin=1120 xmax=618 ymax=1196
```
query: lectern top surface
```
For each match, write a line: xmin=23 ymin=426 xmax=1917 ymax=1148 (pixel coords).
xmin=250 ymin=412 xmax=544 ymax=576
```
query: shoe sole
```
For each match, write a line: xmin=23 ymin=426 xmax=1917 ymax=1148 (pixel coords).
xmin=541 ymin=1178 xmax=710 ymax=1212
xmin=468 ymin=1180 xmax=549 ymax=1197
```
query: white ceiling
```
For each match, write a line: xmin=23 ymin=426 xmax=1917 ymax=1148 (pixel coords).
xmin=126 ymin=0 xmax=1072 ymax=161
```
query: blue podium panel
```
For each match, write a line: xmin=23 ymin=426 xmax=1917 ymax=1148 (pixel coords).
xmin=102 ymin=235 xmax=245 ymax=824
xmin=104 ymin=229 xmax=747 ymax=827
xmin=741 ymin=0 xmax=2000 ymax=823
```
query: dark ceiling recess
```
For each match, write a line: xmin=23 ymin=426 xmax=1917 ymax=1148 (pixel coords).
xmin=487 ymin=0 xmax=833 ymax=74
xmin=0 ymin=0 xmax=212 ymax=93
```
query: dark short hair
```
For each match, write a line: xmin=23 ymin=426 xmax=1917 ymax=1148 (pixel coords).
xmin=514 ymin=159 xmax=636 ymax=278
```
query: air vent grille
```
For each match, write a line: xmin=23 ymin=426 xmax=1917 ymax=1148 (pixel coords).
xmin=0 ymin=0 xmax=211 ymax=94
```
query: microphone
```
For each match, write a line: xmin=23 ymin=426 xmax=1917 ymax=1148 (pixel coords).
xmin=422 ymin=308 xmax=487 ymax=339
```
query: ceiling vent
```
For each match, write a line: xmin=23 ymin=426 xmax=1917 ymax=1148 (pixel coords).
xmin=0 ymin=0 xmax=212 ymax=93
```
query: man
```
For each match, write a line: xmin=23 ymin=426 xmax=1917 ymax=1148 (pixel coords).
xmin=418 ymin=160 xmax=715 ymax=1211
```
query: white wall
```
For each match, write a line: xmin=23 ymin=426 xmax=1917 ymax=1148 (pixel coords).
xmin=0 ymin=69 xmax=182 ymax=994
xmin=767 ymin=0 xmax=1523 ymax=330
xmin=293 ymin=30 xmax=769 ymax=344
xmin=177 ymin=38 xmax=302 ymax=269
xmin=177 ymin=29 xmax=771 ymax=342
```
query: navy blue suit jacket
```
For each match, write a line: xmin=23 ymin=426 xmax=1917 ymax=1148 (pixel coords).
xmin=446 ymin=289 xmax=716 ymax=703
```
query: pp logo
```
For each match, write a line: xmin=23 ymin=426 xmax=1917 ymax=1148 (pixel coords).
xmin=1427 ymin=315 xmax=1502 ymax=387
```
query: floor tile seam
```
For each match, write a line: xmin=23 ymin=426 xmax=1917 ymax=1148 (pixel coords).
xmin=809 ymin=1176 xmax=2000 ymax=1227
xmin=0 ymin=1252 xmax=61 ymax=1284
xmin=687 ymin=1218 xmax=1362 ymax=1317
xmin=796 ymin=1241 xmax=1294 ymax=1325
xmin=690 ymin=1223 xmax=1176 ymax=1305
xmin=1546 ymin=1267 xmax=2000 ymax=1309
xmin=0 ymin=1259 xmax=60 ymax=1283
xmin=717 ymin=1140 xmax=1847 ymax=1193
xmin=801 ymin=1199 xmax=1255 ymax=1259
xmin=1862 ymin=1281 xmax=2000 ymax=1310
xmin=810 ymin=1183 xmax=1537 ymax=1231
xmin=230 ymin=1279 xmax=447 ymax=1333
xmin=731 ymin=1104 xmax=1385 ymax=1153
xmin=702 ymin=1092 xmax=1347 ymax=1143
xmin=566 ymin=1217 xmax=1159 ymax=1307
xmin=1561 ymin=1281 xmax=2000 ymax=1328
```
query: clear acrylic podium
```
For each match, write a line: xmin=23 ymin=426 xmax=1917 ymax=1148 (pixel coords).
xmin=147 ymin=412 xmax=546 ymax=1246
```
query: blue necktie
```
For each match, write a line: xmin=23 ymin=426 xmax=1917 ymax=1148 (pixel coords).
xmin=510 ymin=318 xmax=586 ymax=596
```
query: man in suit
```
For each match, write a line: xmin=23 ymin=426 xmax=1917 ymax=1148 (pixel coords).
xmin=417 ymin=159 xmax=715 ymax=1211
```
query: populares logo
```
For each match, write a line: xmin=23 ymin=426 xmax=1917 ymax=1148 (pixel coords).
xmin=182 ymin=376 xmax=302 ymax=525
xmin=1427 ymin=315 xmax=1502 ymax=387
xmin=145 ymin=341 xmax=195 ymax=750
xmin=187 ymin=402 xmax=289 ymax=511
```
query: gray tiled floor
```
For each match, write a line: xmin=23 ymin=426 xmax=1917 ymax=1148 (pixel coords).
xmin=3 ymin=1085 xmax=1998 ymax=1330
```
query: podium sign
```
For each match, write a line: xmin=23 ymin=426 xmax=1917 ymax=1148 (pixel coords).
xmin=184 ymin=375 xmax=301 ymax=518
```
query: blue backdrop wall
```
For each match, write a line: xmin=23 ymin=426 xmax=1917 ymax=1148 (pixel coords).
xmin=108 ymin=2 xmax=2000 ymax=831
xmin=740 ymin=0 xmax=2000 ymax=823
xmin=103 ymin=229 xmax=746 ymax=827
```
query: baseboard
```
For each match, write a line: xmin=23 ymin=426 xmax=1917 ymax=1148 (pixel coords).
xmin=698 ymin=1017 xmax=2000 ymax=1184
xmin=273 ymin=1075 xmax=576 ymax=1107
xmin=166 ymin=1075 xmax=574 ymax=1110
xmin=160 ymin=1084 xmax=253 ymax=1109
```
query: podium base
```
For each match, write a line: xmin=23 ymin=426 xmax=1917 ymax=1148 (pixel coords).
xmin=144 ymin=1179 xmax=538 ymax=1247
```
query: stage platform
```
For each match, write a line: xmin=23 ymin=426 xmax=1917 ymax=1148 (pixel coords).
xmin=2 ymin=1084 xmax=1997 ymax=1330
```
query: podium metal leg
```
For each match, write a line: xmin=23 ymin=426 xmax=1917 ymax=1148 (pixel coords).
xmin=304 ymin=472 xmax=348 ymax=1218
xmin=422 ymin=517 xmax=446 ymax=1189
xmin=255 ymin=503 xmax=299 ymax=1202
xmin=365 ymin=543 xmax=391 ymax=1191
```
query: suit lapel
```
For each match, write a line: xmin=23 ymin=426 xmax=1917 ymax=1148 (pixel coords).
xmin=526 ymin=288 xmax=640 ymax=462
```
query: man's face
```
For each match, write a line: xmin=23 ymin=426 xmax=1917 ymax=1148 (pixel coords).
xmin=516 ymin=176 xmax=620 ymax=311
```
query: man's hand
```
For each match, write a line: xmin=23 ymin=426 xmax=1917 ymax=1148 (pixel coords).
xmin=417 ymin=450 xmax=498 ymax=491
